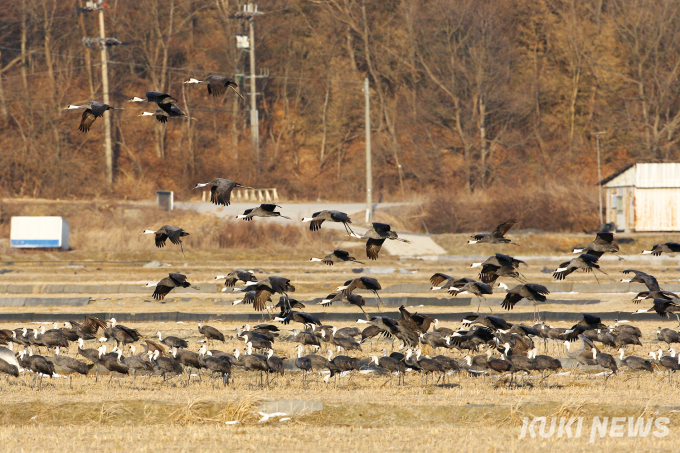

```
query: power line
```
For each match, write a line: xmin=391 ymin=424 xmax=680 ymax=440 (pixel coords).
xmin=0 ymin=45 xmax=366 ymax=86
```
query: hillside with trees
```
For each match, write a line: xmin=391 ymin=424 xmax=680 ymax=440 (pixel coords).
xmin=1 ymin=0 xmax=679 ymax=232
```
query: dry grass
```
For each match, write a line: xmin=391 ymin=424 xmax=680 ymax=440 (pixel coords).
xmin=0 ymin=200 xmax=339 ymax=261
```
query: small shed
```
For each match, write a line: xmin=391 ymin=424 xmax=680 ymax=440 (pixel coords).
xmin=10 ymin=216 xmax=70 ymax=250
xmin=600 ymin=163 xmax=680 ymax=232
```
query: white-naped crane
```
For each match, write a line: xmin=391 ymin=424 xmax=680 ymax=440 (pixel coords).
xmin=141 ymin=225 xmax=189 ymax=256
xmin=215 ymin=270 xmax=257 ymax=287
xmin=310 ymin=249 xmax=363 ymax=265
xmin=64 ymin=101 xmax=124 ymax=132
xmin=127 ymin=91 xmax=178 ymax=113
xmin=642 ymin=242 xmax=680 ymax=256
xmin=448 ymin=280 xmax=494 ymax=313
xmin=192 ymin=178 xmax=253 ymax=206
xmin=337 ymin=276 xmax=383 ymax=307
xmin=467 ymin=218 xmax=518 ymax=245
xmin=145 ymin=273 xmax=198 ymax=300
xmin=236 ymin=204 xmax=291 ymax=221
xmin=563 ymin=335 xmax=599 ymax=365
xmin=572 ymin=232 xmax=623 ymax=258
xmin=184 ymin=75 xmax=244 ymax=99
xmin=500 ymin=283 xmax=550 ymax=320
xmin=139 ymin=105 xmax=194 ymax=123
xmin=632 ymin=298 xmax=680 ymax=327
xmin=553 ymin=253 xmax=607 ymax=282
xmin=302 ymin=210 xmax=355 ymax=234
xmin=347 ymin=222 xmax=410 ymax=260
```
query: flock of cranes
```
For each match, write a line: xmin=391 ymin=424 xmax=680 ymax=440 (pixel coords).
xmin=2 ymin=210 xmax=680 ymax=391
xmin=2 ymin=309 xmax=680 ymax=391
xmin=65 ymin=76 xmax=243 ymax=132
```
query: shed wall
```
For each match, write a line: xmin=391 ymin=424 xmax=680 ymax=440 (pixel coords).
xmin=634 ymin=188 xmax=680 ymax=231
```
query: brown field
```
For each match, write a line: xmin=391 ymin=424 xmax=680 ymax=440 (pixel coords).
xmin=1 ymin=202 xmax=679 ymax=451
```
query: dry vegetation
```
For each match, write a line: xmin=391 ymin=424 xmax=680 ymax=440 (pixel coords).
xmin=2 ymin=1 xmax=680 ymax=233
xmin=0 ymin=199 xmax=340 ymax=260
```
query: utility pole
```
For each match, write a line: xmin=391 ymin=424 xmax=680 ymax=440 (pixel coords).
xmin=98 ymin=7 xmax=113 ymax=187
xmin=364 ymin=77 xmax=372 ymax=222
xmin=595 ymin=132 xmax=605 ymax=226
xmin=79 ymin=1 xmax=115 ymax=186
xmin=234 ymin=3 xmax=263 ymax=171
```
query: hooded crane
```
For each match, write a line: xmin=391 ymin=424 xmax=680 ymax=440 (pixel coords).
xmin=356 ymin=315 xmax=420 ymax=348
xmin=348 ymin=222 xmax=410 ymax=260
xmin=620 ymin=270 xmax=678 ymax=303
xmin=618 ymin=348 xmax=653 ymax=373
xmin=448 ymin=281 xmax=494 ymax=313
xmin=128 ymin=91 xmax=178 ymax=113
xmin=553 ymin=254 xmax=607 ymax=282
xmin=470 ymin=253 xmax=526 ymax=271
xmin=371 ymin=354 xmax=406 ymax=386
xmin=157 ymin=331 xmax=188 ymax=349
xmin=18 ymin=349 xmax=54 ymax=390
xmin=139 ymin=105 xmax=194 ymax=123
xmin=146 ymin=273 xmax=196 ymax=300
xmin=319 ymin=292 xmax=368 ymax=319
xmin=65 ymin=315 xmax=108 ymax=340
xmin=104 ymin=318 xmax=141 ymax=350
xmin=97 ymin=345 xmax=129 ymax=380
xmin=251 ymin=276 xmax=295 ymax=311
xmin=192 ymin=178 xmax=253 ymax=206
xmin=572 ymin=232 xmax=622 ymax=258
xmin=198 ymin=322 xmax=224 ymax=344
xmin=64 ymin=101 xmax=124 ymax=132
xmin=500 ymin=283 xmax=550 ymax=320
xmin=310 ymin=249 xmax=363 ymax=265
xmin=642 ymin=242 xmax=680 ymax=256
xmin=52 ymin=347 xmax=92 ymax=389
xmin=184 ymin=75 xmax=244 ymax=99
xmin=563 ymin=314 xmax=608 ymax=341
xmin=302 ymin=210 xmax=354 ymax=234
xmin=236 ymin=204 xmax=290 ymax=221
xmin=632 ymin=298 xmax=680 ymax=327
xmin=467 ymin=218 xmax=518 ymax=245
xmin=141 ymin=225 xmax=189 ymax=256
xmin=429 ymin=274 xmax=475 ymax=291
xmin=337 ymin=277 xmax=383 ymax=307
xmin=274 ymin=310 xmax=321 ymax=328
xmin=592 ymin=348 xmax=617 ymax=379
xmin=215 ymin=270 xmax=257 ymax=288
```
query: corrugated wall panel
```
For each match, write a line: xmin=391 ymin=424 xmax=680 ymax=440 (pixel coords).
xmin=634 ymin=188 xmax=680 ymax=231
xmin=635 ymin=163 xmax=680 ymax=188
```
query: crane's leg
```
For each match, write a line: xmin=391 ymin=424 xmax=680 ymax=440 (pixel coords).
xmin=476 ymin=297 xmax=482 ymax=313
